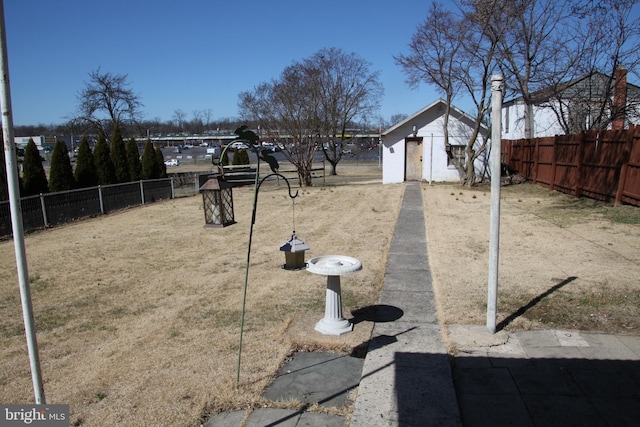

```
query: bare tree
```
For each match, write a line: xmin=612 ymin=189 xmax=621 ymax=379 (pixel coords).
xmin=542 ymin=0 xmax=640 ymax=133
xmin=455 ymin=1 xmax=501 ymax=185
xmin=387 ymin=114 xmax=408 ymax=128
xmin=172 ymin=109 xmax=186 ymax=132
xmin=492 ymin=0 xmax=576 ymax=138
xmin=239 ymin=48 xmax=383 ymax=185
xmin=307 ymin=48 xmax=383 ymax=175
xmin=239 ymin=64 xmax=320 ymax=186
xmin=395 ymin=2 xmax=461 ymax=149
xmin=73 ymin=68 xmax=143 ymax=137
xmin=201 ymin=108 xmax=214 ymax=131
xmin=396 ymin=1 xmax=499 ymax=186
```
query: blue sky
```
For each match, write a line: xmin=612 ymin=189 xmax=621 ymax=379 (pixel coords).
xmin=4 ymin=0 xmax=448 ymax=127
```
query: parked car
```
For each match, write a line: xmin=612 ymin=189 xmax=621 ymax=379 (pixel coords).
xmin=164 ymin=159 xmax=180 ymax=166
xmin=206 ymin=145 xmax=221 ymax=158
xmin=261 ymin=142 xmax=281 ymax=152
xmin=229 ymin=141 xmax=251 ymax=151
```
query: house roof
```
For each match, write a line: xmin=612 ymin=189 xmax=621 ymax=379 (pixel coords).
xmin=503 ymin=71 xmax=640 ymax=106
xmin=382 ymin=98 xmax=486 ymax=136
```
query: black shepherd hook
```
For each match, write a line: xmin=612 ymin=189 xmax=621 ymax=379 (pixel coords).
xmin=236 ymin=128 xmax=301 ymax=384
xmin=251 ymin=173 xmax=298 ymax=225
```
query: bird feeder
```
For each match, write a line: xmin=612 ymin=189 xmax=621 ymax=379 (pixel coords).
xmin=199 ymin=175 xmax=235 ymax=227
xmin=280 ymin=233 xmax=310 ymax=270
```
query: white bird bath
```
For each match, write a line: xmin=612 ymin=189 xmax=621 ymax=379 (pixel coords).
xmin=307 ymin=255 xmax=362 ymax=336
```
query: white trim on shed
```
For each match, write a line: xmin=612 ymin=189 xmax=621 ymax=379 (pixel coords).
xmin=382 ymin=99 xmax=489 ymax=184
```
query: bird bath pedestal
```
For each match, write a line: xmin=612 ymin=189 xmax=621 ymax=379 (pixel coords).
xmin=307 ymin=255 xmax=362 ymax=336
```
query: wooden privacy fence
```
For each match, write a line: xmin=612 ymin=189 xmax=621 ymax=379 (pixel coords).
xmin=502 ymin=125 xmax=640 ymax=207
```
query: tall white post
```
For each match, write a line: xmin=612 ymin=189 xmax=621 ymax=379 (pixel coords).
xmin=429 ymin=133 xmax=433 ymax=185
xmin=0 ymin=0 xmax=45 ymax=403
xmin=487 ymin=75 xmax=503 ymax=334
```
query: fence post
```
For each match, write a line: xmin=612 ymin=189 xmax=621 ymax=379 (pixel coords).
xmin=139 ymin=180 xmax=145 ymax=205
xmin=615 ymin=126 xmax=635 ymax=206
xmin=532 ymin=138 xmax=539 ymax=184
xmin=170 ymin=177 xmax=175 ymax=199
xmin=323 ymin=158 xmax=326 ymax=185
xmin=574 ymin=133 xmax=586 ymax=198
xmin=39 ymin=193 xmax=49 ymax=228
xmin=502 ymin=140 xmax=510 ymax=167
xmin=98 ymin=185 xmax=105 ymax=214
xmin=549 ymin=135 xmax=558 ymax=191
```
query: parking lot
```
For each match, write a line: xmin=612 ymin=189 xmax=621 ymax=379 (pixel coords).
xmin=160 ymin=143 xmax=381 ymax=167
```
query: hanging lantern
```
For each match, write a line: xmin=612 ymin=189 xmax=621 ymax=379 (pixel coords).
xmin=280 ymin=233 xmax=310 ymax=270
xmin=199 ymin=175 xmax=235 ymax=227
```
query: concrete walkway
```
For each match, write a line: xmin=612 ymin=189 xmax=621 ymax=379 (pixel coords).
xmin=350 ymin=181 xmax=461 ymax=426
xmin=206 ymin=181 xmax=640 ymax=426
xmin=449 ymin=325 xmax=640 ymax=426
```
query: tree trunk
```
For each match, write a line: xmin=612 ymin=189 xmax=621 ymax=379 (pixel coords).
xmin=298 ymin=167 xmax=313 ymax=187
xmin=524 ymin=102 xmax=534 ymax=139
xmin=329 ymin=160 xmax=338 ymax=175
xmin=463 ymin=162 xmax=476 ymax=186
xmin=462 ymin=145 xmax=477 ymax=186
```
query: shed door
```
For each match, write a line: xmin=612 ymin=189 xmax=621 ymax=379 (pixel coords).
xmin=405 ymin=137 xmax=423 ymax=181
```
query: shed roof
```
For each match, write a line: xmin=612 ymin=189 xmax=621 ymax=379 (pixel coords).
xmin=383 ymin=98 xmax=486 ymax=136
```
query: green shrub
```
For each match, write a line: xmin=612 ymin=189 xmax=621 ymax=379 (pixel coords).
xmin=155 ymin=147 xmax=167 ymax=178
xmin=232 ymin=148 xmax=249 ymax=165
xmin=126 ymin=137 xmax=142 ymax=181
xmin=22 ymin=139 xmax=49 ymax=196
xmin=93 ymin=132 xmax=115 ymax=185
xmin=48 ymin=140 xmax=75 ymax=192
xmin=74 ymin=136 xmax=98 ymax=188
xmin=110 ymin=124 xmax=129 ymax=183
xmin=141 ymin=139 xmax=158 ymax=179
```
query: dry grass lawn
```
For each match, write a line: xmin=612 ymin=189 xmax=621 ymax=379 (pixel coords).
xmin=424 ymin=182 xmax=640 ymax=339
xmin=2 ymin=167 xmax=639 ymax=426
xmin=0 ymin=170 xmax=402 ymax=426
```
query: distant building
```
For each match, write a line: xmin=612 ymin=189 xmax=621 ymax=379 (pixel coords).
xmin=382 ymin=99 xmax=489 ymax=184
xmin=14 ymin=135 xmax=57 ymax=150
xmin=502 ymin=67 xmax=640 ymax=139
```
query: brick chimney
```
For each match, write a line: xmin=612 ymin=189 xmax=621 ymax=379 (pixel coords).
xmin=612 ymin=66 xmax=627 ymax=130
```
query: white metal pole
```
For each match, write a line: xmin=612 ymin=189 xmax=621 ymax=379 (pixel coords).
xmin=487 ymin=74 xmax=503 ymax=334
xmin=429 ymin=133 xmax=433 ymax=185
xmin=0 ymin=0 xmax=46 ymax=403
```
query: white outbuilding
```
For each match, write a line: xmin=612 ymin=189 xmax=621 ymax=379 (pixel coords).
xmin=382 ymin=99 xmax=490 ymax=184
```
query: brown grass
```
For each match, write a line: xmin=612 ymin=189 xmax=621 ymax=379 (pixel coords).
xmin=424 ymin=182 xmax=640 ymax=337
xmin=2 ymin=170 xmax=639 ymax=425
xmin=0 ymin=166 xmax=402 ymax=426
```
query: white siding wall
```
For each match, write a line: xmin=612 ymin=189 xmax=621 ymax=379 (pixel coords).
xmin=503 ymin=101 xmax=569 ymax=139
xmin=420 ymin=129 xmax=460 ymax=182
xmin=383 ymin=108 xmax=489 ymax=184
xmin=382 ymin=137 xmax=405 ymax=184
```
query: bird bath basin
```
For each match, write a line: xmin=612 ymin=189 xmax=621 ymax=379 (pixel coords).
xmin=307 ymin=256 xmax=362 ymax=336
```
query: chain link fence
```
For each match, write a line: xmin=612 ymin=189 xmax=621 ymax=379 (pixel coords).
xmin=0 ymin=178 xmax=190 ymax=238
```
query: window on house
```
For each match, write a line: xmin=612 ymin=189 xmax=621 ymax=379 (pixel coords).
xmin=448 ymin=145 xmax=465 ymax=166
